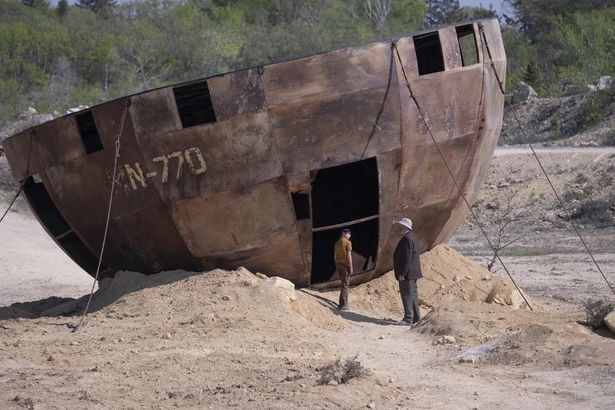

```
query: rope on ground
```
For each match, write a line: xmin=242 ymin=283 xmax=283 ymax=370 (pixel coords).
xmin=478 ymin=24 xmax=615 ymax=297
xmin=392 ymin=44 xmax=534 ymax=311
xmin=71 ymin=100 xmax=130 ymax=332
xmin=360 ymin=40 xmax=396 ymax=160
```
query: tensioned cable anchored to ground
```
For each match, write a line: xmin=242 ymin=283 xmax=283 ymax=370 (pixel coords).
xmin=478 ymin=23 xmax=615 ymax=297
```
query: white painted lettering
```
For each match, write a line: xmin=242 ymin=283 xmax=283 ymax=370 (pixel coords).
xmin=185 ymin=147 xmax=207 ymax=175
xmin=168 ymin=151 xmax=185 ymax=180
xmin=124 ymin=162 xmax=147 ymax=190
xmin=152 ymin=155 xmax=169 ymax=183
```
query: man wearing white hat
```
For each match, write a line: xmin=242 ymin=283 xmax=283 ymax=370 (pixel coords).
xmin=393 ymin=217 xmax=422 ymax=326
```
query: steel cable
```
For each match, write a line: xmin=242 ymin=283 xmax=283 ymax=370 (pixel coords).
xmin=71 ymin=100 xmax=130 ymax=332
xmin=478 ymin=24 xmax=615 ymax=297
xmin=393 ymin=43 xmax=534 ymax=310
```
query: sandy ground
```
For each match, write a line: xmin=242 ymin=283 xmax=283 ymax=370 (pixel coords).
xmin=1 ymin=148 xmax=614 ymax=409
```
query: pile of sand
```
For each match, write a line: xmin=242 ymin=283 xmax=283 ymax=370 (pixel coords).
xmin=308 ymin=244 xmax=527 ymax=323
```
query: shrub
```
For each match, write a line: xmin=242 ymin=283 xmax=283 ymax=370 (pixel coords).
xmin=317 ymin=355 xmax=369 ymax=385
xmin=571 ymin=199 xmax=613 ymax=227
xmin=605 ymin=129 xmax=615 ymax=146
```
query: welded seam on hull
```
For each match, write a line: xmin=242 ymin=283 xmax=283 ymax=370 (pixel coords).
xmin=258 ymin=67 xmax=312 ymax=284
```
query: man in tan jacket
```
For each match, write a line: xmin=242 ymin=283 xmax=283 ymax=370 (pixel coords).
xmin=334 ymin=229 xmax=353 ymax=311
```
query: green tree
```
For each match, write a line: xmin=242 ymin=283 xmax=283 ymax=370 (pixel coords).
xmin=522 ymin=61 xmax=539 ymax=88
xmin=424 ymin=0 xmax=462 ymax=27
xmin=76 ymin=0 xmax=116 ymax=15
xmin=459 ymin=5 xmax=497 ymax=20
xmin=57 ymin=0 xmax=68 ymax=17
xmin=22 ymin=0 xmax=48 ymax=8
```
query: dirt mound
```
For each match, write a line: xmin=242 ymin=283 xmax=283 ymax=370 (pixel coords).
xmin=312 ymin=244 xmax=526 ymax=319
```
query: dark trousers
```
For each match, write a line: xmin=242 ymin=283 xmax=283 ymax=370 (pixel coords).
xmin=399 ymin=279 xmax=420 ymax=323
xmin=336 ymin=263 xmax=351 ymax=308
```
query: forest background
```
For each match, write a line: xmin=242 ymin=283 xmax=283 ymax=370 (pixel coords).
xmin=0 ymin=0 xmax=613 ymax=125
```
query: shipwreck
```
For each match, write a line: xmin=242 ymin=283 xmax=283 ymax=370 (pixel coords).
xmin=3 ymin=19 xmax=506 ymax=287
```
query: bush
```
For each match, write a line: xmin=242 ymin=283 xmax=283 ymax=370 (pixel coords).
xmin=605 ymin=129 xmax=615 ymax=146
xmin=571 ymin=199 xmax=614 ymax=227
xmin=317 ymin=355 xmax=369 ymax=385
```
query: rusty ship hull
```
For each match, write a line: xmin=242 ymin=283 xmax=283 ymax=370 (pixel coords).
xmin=3 ymin=19 xmax=506 ymax=287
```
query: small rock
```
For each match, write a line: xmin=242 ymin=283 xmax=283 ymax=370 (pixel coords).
xmin=66 ymin=105 xmax=89 ymax=114
xmin=378 ymin=335 xmax=385 ymax=340
xmin=459 ymin=356 xmax=478 ymax=364
xmin=19 ymin=107 xmax=38 ymax=119
xmin=433 ymin=335 xmax=456 ymax=345
xmin=254 ymin=272 xmax=268 ymax=280
xmin=596 ymin=76 xmax=612 ymax=91
xmin=221 ymin=295 xmax=231 ymax=301
xmin=47 ymin=355 xmax=56 ymax=362
xmin=262 ymin=277 xmax=297 ymax=302
xmin=510 ymin=81 xmax=537 ymax=104
xmin=485 ymin=280 xmax=526 ymax=310
xmin=474 ymin=391 xmax=479 ymax=396
xmin=70 ymin=341 xmax=79 ymax=346
xmin=603 ymin=311 xmax=615 ymax=334
xmin=563 ymin=84 xmax=585 ymax=96
xmin=367 ymin=402 xmax=376 ymax=409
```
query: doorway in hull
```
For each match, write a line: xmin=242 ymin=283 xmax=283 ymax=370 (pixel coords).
xmin=309 ymin=157 xmax=380 ymax=284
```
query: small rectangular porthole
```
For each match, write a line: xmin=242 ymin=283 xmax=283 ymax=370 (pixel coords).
xmin=456 ymin=25 xmax=479 ymax=66
xmin=413 ymin=31 xmax=445 ymax=76
xmin=291 ymin=192 xmax=310 ymax=220
xmin=173 ymin=81 xmax=217 ymax=128
xmin=75 ymin=111 xmax=104 ymax=154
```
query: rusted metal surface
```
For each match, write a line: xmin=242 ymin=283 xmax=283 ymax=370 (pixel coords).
xmin=3 ymin=19 xmax=506 ymax=287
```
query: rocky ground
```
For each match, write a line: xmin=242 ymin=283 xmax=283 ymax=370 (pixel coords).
xmin=500 ymin=79 xmax=614 ymax=147
xmin=451 ymin=147 xmax=615 ymax=308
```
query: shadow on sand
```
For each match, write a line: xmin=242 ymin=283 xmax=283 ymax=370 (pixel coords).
xmin=0 ymin=269 xmax=205 ymax=320
xmin=298 ymin=289 xmax=406 ymax=326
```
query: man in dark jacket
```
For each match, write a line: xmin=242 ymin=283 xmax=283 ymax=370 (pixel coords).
xmin=393 ymin=217 xmax=422 ymax=326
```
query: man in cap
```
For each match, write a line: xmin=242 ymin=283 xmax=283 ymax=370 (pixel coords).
xmin=393 ymin=217 xmax=422 ymax=326
xmin=334 ymin=228 xmax=353 ymax=311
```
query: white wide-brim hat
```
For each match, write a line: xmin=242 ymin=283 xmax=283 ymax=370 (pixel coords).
xmin=396 ymin=217 xmax=413 ymax=230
